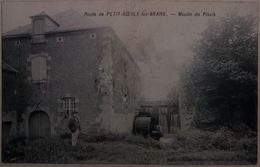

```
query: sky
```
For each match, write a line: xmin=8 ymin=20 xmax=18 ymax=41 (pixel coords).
xmin=2 ymin=0 xmax=257 ymax=100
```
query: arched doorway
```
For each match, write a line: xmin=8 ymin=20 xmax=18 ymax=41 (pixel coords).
xmin=29 ymin=111 xmax=51 ymax=138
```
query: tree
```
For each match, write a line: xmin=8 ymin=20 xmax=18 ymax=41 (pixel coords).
xmin=182 ymin=12 xmax=257 ymax=129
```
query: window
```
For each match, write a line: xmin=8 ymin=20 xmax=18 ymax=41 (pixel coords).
xmin=32 ymin=19 xmax=45 ymax=43
xmin=59 ymin=96 xmax=78 ymax=119
xmin=56 ymin=37 xmax=64 ymax=43
xmin=28 ymin=53 xmax=50 ymax=84
xmin=31 ymin=56 xmax=47 ymax=82
xmin=89 ymin=33 xmax=96 ymax=39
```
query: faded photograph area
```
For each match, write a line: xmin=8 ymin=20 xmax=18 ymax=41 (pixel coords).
xmin=1 ymin=0 xmax=257 ymax=165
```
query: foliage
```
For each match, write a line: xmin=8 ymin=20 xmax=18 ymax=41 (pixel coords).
xmin=181 ymin=12 xmax=257 ymax=129
xmin=169 ymin=127 xmax=256 ymax=152
xmin=2 ymin=130 xmax=257 ymax=164
xmin=2 ymin=137 xmax=95 ymax=163
xmin=211 ymin=127 xmax=237 ymax=150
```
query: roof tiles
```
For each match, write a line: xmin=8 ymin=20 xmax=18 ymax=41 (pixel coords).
xmin=3 ymin=9 xmax=98 ymax=37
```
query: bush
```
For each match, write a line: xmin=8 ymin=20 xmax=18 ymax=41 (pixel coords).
xmin=172 ymin=128 xmax=215 ymax=151
xmin=235 ymin=137 xmax=257 ymax=151
xmin=2 ymin=142 xmax=25 ymax=162
xmin=169 ymin=127 xmax=257 ymax=152
xmin=3 ymin=136 xmax=97 ymax=163
xmin=24 ymin=137 xmax=68 ymax=163
xmin=211 ymin=127 xmax=237 ymax=150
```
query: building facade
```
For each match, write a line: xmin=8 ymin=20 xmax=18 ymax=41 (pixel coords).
xmin=2 ymin=10 xmax=140 ymax=138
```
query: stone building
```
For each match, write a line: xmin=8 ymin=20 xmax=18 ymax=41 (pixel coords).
xmin=2 ymin=9 xmax=140 ymax=138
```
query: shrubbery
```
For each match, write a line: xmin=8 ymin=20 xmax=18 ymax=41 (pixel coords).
xmin=173 ymin=128 xmax=215 ymax=151
xmin=170 ymin=127 xmax=256 ymax=152
xmin=3 ymin=136 xmax=95 ymax=163
xmin=211 ymin=127 xmax=237 ymax=150
xmin=2 ymin=128 xmax=256 ymax=163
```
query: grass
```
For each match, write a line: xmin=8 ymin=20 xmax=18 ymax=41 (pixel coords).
xmin=2 ymin=127 xmax=257 ymax=164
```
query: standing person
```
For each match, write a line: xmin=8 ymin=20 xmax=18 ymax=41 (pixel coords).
xmin=68 ymin=113 xmax=81 ymax=146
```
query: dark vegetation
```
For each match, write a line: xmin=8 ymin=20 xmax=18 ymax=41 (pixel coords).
xmin=179 ymin=12 xmax=257 ymax=130
xmin=2 ymin=128 xmax=257 ymax=164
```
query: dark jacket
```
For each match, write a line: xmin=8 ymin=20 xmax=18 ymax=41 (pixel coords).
xmin=68 ymin=116 xmax=81 ymax=133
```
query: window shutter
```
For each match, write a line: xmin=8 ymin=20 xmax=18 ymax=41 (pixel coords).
xmin=33 ymin=19 xmax=44 ymax=35
xmin=31 ymin=56 xmax=47 ymax=81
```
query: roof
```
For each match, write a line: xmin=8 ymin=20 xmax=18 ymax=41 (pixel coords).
xmin=3 ymin=62 xmax=18 ymax=73
xmin=30 ymin=11 xmax=60 ymax=27
xmin=30 ymin=11 xmax=47 ymax=18
xmin=3 ymin=9 xmax=98 ymax=37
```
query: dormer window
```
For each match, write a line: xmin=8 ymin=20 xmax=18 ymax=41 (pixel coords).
xmin=30 ymin=11 xmax=59 ymax=44
xmin=32 ymin=18 xmax=45 ymax=43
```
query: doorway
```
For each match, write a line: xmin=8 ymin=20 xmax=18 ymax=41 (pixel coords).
xmin=28 ymin=111 xmax=51 ymax=138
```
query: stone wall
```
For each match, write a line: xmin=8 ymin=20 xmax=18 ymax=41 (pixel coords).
xmin=2 ymin=27 xmax=140 ymax=136
xmin=3 ymin=28 xmax=106 ymax=136
xmin=97 ymin=28 xmax=140 ymax=134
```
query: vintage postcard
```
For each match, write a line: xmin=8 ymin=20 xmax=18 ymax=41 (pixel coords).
xmin=1 ymin=0 xmax=258 ymax=165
